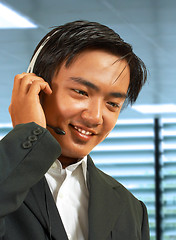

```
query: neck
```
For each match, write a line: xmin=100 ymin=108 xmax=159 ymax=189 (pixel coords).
xmin=58 ymin=155 xmax=81 ymax=169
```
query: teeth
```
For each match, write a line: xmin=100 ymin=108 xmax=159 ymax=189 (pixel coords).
xmin=74 ymin=126 xmax=92 ymax=136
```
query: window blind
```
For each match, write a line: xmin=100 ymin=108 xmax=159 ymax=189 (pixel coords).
xmin=160 ymin=118 xmax=176 ymax=240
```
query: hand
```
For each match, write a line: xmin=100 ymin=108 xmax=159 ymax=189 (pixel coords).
xmin=9 ymin=73 xmax=52 ymax=128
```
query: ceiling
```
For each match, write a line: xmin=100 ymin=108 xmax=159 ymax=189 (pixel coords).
xmin=0 ymin=0 xmax=176 ymax=123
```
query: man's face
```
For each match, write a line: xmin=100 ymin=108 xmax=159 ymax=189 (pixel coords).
xmin=42 ymin=49 xmax=130 ymax=163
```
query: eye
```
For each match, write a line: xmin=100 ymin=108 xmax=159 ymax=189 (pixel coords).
xmin=107 ymin=101 xmax=120 ymax=110
xmin=73 ymin=89 xmax=88 ymax=96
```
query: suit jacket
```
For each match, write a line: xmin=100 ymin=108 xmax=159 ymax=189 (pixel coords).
xmin=0 ymin=122 xmax=150 ymax=240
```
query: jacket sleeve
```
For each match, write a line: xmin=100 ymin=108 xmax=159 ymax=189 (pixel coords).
xmin=0 ymin=122 xmax=61 ymax=219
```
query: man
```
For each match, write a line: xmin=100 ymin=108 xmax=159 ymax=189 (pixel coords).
xmin=0 ymin=21 xmax=149 ymax=239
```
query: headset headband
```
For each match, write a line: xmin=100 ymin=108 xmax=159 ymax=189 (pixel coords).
xmin=27 ymin=30 xmax=58 ymax=73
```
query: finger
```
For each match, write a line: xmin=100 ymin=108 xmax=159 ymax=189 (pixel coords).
xmin=12 ymin=73 xmax=36 ymax=96
xmin=8 ymin=104 xmax=11 ymax=114
xmin=27 ymin=81 xmax=52 ymax=97
xmin=12 ymin=73 xmax=26 ymax=95
xmin=19 ymin=74 xmax=46 ymax=95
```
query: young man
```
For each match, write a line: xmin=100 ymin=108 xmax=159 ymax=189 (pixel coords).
xmin=0 ymin=21 xmax=149 ymax=239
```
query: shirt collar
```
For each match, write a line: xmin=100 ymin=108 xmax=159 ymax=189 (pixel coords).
xmin=80 ymin=156 xmax=88 ymax=187
xmin=50 ymin=156 xmax=88 ymax=188
xmin=66 ymin=156 xmax=88 ymax=188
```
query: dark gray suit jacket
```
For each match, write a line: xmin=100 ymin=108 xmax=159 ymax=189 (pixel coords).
xmin=0 ymin=122 xmax=150 ymax=239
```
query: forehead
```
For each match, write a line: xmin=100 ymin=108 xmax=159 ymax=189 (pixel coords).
xmin=68 ymin=49 xmax=125 ymax=69
xmin=53 ymin=49 xmax=130 ymax=90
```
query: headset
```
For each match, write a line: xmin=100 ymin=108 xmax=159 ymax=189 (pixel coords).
xmin=27 ymin=31 xmax=65 ymax=135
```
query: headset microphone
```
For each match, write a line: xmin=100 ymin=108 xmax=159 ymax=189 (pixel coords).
xmin=27 ymin=30 xmax=66 ymax=135
xmin=47 ymin=124 xmax=65 ymax=135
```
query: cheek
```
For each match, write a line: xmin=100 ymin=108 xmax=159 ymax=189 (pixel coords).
xmin=55 ymin=94 xmax=88 ymax=121
xmin=102 ymin=111 xmax=120 ymax=137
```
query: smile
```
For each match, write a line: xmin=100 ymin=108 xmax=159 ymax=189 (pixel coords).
xmin=73 ymin=126 xmax=93 ymax=136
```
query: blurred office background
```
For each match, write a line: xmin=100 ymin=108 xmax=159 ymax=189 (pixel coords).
xmin=0 ymin=0 xmax=176 ymax=239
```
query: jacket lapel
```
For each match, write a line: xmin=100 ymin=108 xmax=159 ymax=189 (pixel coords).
xmin=24 ymin=177 xmax=68 ymax=240
xmin=87 ymin=156 xmax=125 ymax=240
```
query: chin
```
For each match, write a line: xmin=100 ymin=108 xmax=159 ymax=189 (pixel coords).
xmin=64 ymin=152 xmax=88 ymax=159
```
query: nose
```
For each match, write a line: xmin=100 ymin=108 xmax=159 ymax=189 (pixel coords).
xmin=81 ymin=99 xmax=103 ymax=127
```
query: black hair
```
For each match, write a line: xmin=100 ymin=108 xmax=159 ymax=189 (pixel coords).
xmin=32 ymin=20 xmax=147 ymax=105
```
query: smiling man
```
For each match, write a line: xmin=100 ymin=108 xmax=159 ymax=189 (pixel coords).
xmin=0 ymin=21 xmax=149 ymax=240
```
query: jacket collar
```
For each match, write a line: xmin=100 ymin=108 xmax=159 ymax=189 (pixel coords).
xmin=87 ymin=155 xmax=125 ymax=240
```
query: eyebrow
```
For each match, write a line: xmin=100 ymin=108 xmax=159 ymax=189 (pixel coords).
xmin=69 ymin=77 xmax=127 ymax=99
xmin=70 ymin=77 xmax=99 ymax=91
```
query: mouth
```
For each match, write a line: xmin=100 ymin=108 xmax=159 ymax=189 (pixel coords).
xmin=70 ymin=124 xmax=96 ymax=138
xmin=73 ymin=126 xmax=93 ymax=136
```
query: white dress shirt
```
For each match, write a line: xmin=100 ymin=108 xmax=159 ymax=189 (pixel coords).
xmin=45 ymin=156 xmax=89 ymax=240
